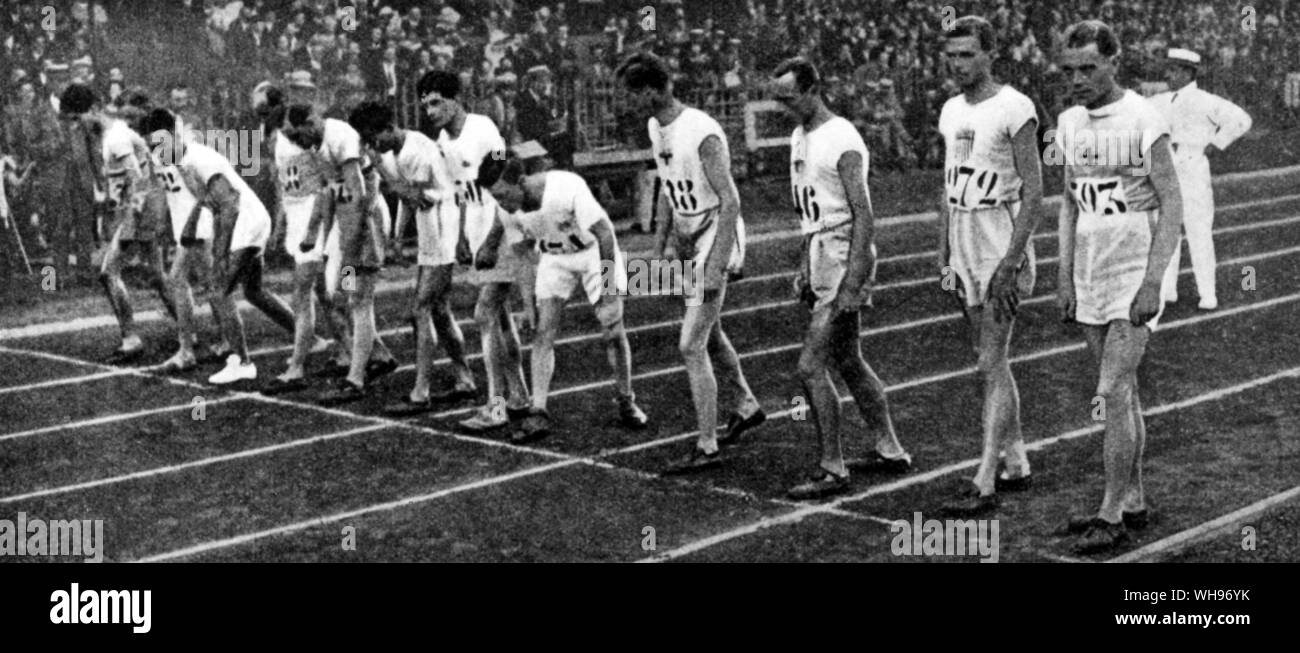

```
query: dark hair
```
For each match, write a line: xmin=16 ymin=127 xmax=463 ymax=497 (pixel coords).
xmin=417 ymin=69 xmax=461 ymax=101
xmin=59 ymin=83 xmax=97 ymax=115
xmin=139 ymin=107 xmax=178 ymax=134
xmin=946 ymin=15 xmax=997 ymax=52
xmin=772 ymin=57 xmax=821 ymax=93
xmin=125 ymin=90 xmax=152 ymax=109
xmin=1063 ymin=20 xmax=1120 ymax=57
xmin=615 ymin=52 xmax=670 ymax=91
xmin=476 ymin=153 xmax=522 ymax=188
xmin=347 ymin=101 xmax=394 ymax=136
xmin=261 ymin=85 xmax=286 ymax=110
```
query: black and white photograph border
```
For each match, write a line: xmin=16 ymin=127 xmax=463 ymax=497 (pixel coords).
xmin=2 ymin=0 xmax=1299 ymax=567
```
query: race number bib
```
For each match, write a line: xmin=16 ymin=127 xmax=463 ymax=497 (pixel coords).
xmin=537 ymin=233 xmax=589 ymax=255
xmin=792 ymin=184 xmax=821 ymax=225
xmin=1069 ymin=177 xmax=1129 ymax=216
xmin=454 ymin=179 xmax=487 ymax=207
xmin=944 ymin=165 xmax=1001 ymax=209
xmin=156 ymin=169 xmax=184 ymax=194
xmin=329 ymin=181 xmax=356 ymax=205
xmin=662 ymin=177 xmax=701 ymax=214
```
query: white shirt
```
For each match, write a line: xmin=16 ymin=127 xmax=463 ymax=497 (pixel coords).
xmin=439 ymin=113 xmax=506 ymax=247
xmin=790 ymin=115 xmax=869 ymax=234
xmin=273 ymin=129 xmax=327 ymax=201
xmin=317 ymin=118 xmax=378 ymax=195
xmin=504 ymin=170 xmax=606 ymax=255
xmin=179 ymin=141 xmax=269 ymax=224
xmin=649 ymin=106 xmax=727 ymax=217
xmin=1056 ymin=90 xmax=1169 ymax=215
xmin=386 ymin=129 xmax=454 ymax=205
xmin=1147 ymin=81 xmax=1251 ymax=155
xmin=102 ymin=118 xmax=151 ymax=203
xmin=154 ymin=118 xmax=212 ymax=225
xmin=938 ymin=85 xmax=1037 ymax=210
xmin=438 ymin=113 xmax=505 ymax=208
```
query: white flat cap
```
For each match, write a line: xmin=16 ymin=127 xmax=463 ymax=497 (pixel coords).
xmin=1167 ymin=48 xmax=1201 ymax=65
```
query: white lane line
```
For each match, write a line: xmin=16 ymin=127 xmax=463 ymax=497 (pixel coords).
xmin=639 ymin=364 xmax=1300 ymax=562
xmin=1108 ymin=485 xmax=1300 ymax=563
xmin=0 ymin=396 xmax=242 ymax=443
xmin=6 ymin=188 xmax=1298 ymax=344
xmin=133 ymin=458 xmax=585 ymax=563
xmin=0 ymin=344 xmax=573 ymax=461
xmin=113 ymin=287 xmax=1300 ymax=562
xmin=0 ymin=424 xmax=390 ymax=504
xmin=0 ymin=368 xmax=136 ymax=396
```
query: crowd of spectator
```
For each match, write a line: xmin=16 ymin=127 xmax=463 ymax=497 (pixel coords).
xmin=3 ymin=0 xmax=1299 ymax=279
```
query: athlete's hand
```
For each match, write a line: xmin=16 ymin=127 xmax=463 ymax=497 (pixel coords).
xmin=456 ymin=234 xmax=474 ymax=266
xmin=793 ymin=271 xmax=816 ymax=308
xmin=1057 ymin=282 xmax=1077 ymax=324
xmin=987 ymin=256 xmax=1021 ymax=323
xmin=1129 ymin=284 xmax=1162 ymax=327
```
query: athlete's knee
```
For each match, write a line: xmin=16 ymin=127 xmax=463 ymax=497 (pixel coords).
xmin=1095 ymin=373 xmax=1136 ymax=405
xmin=473 ymin=300 xmax=497 ymax=326
xmin=796 ymin=351 xmax=828 ymax=383
xmin=678 ymin=334 xmax=709 ymax=364
xmin=600 ymin=321 xmax=626 ymax=344
xmin=976 ymin=346 xmax=1009 ymax=376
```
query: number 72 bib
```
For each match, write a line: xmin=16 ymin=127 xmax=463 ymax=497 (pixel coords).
xmin=944 ymin=165 xmax=1001 ymax=209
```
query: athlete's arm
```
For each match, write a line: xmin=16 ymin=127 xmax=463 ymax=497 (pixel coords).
xmin=1056 ymin=165 xmax=1079 ymax=322
xmin=699 ymin=134 xmax=739 ymax=287
xmin=651 ymin=176 xmax=673 ymax=259
xmin=988 ymin=118 xmax=1044 ymax=321
xmin=333 ymin=158 xmax=367 ymax=256
xmin=1006 ymin=118 xmax=1044 ymax=258
xmin=196 ymin=173 xmax=239 ymax=253
xmin=590 ymin=214 xmax=617 ymax=271
xmin=267 ymin=133 xmax=286 ymax=248
xmin=835 ymin=149 xmax=875 ymax=311
xmin=937 ymin=185 xmax=950 ymax=272
xmin=1135 ymin=134 xmax=1184 ymax=325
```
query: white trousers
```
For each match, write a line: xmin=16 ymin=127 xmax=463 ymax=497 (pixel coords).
xmin=1163 ymin=153 xmax=1216 ymax=303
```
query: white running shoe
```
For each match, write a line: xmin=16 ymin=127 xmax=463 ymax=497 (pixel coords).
xmin=209 ymin=354 xmax=257 ymax=385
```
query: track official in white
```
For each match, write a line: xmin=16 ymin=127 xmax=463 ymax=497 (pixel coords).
xmin=1148 ymin=47 xmax=1252 ymax=310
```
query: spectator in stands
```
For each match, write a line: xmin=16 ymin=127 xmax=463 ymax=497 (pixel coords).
xmin=515 ymin=65 xmax=571 ymax=165
xmin=379 ymin=45 xmax=400 ymax=103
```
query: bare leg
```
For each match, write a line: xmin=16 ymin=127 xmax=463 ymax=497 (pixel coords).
xmin=830 ymin=310 xmax=906 ymax=458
